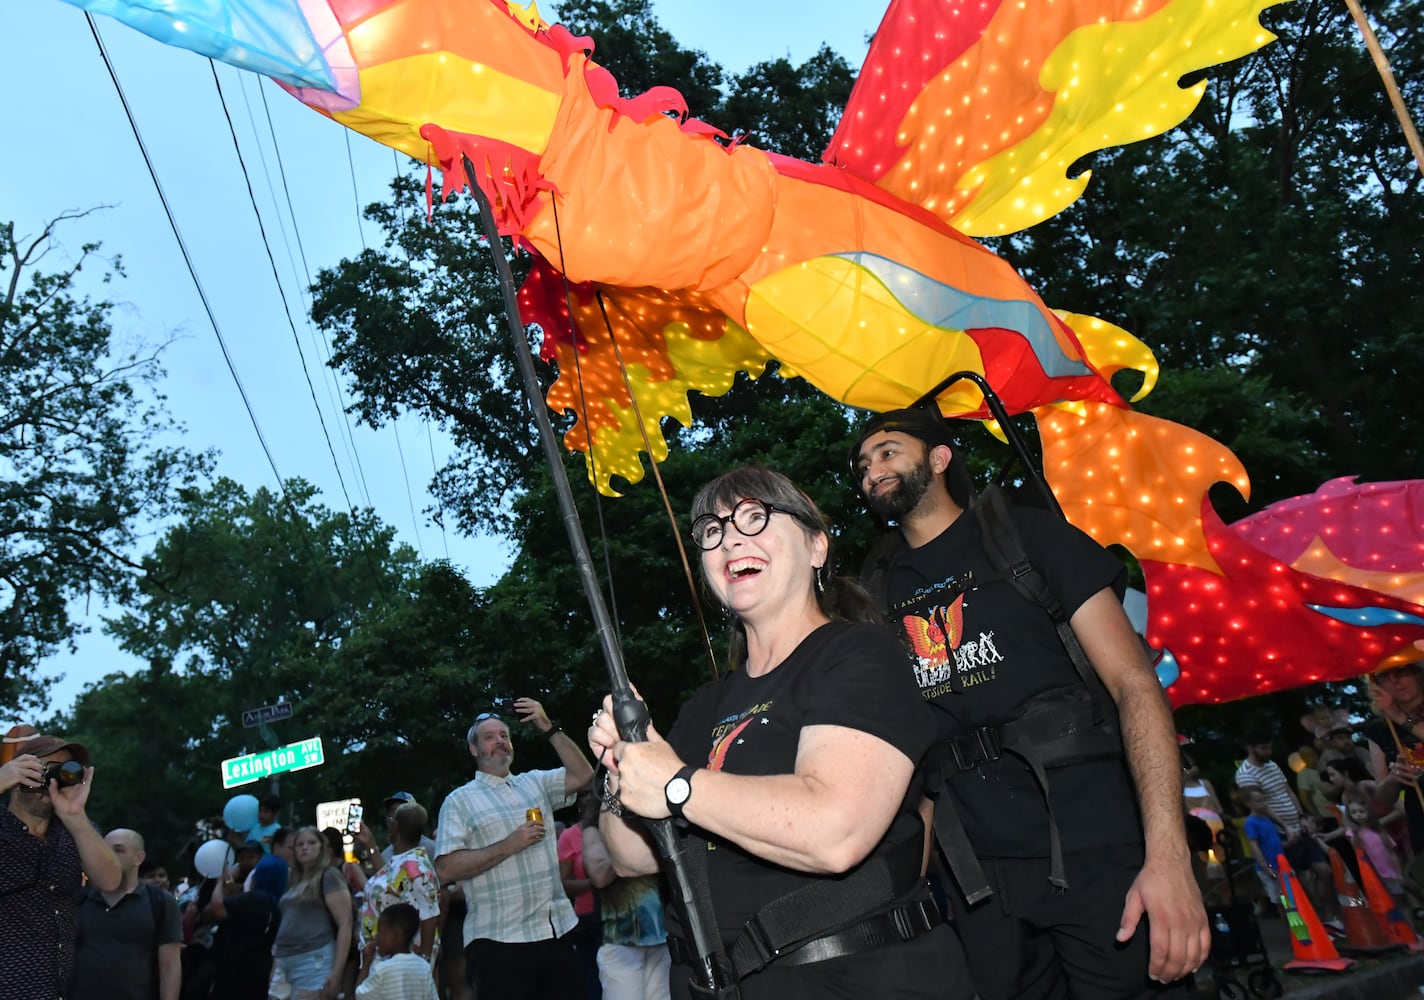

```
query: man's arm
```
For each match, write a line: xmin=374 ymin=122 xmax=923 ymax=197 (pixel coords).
xmin=49 ymin=767 xmax=122 ymax=891
xmin=1072 ymin=588 xmax=1208 ymax=984
xmin=433 ymin=822 xmax=543 ymax=884
xmin=419 ymin=915 xmax=437 ymax=960
xmin=158 ymin=942 xmax=182 ymax=1000
xmin=550 ymin=730 xmax=595 ymax=794
xmin=514 ymin=697 xmax=594 ymax=793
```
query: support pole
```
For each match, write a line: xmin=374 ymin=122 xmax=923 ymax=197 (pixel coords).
xmin=461 ymin=158 xmax=738 ymax=998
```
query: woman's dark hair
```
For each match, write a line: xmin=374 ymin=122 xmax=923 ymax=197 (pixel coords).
xmin=690 ymin=466 xmax=882 ymax=669
xmin=1323 ymin=755 xmax=1371 ymax=783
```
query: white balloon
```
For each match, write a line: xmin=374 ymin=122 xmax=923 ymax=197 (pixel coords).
xmin=195 ymin=839 xmax=233 ymax=879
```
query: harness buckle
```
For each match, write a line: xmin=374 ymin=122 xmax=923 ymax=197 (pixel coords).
xmin=950 ymin=726 xmax=1002 ymax=770
xmin=975 ymin=726 xmax=1001 ymax=763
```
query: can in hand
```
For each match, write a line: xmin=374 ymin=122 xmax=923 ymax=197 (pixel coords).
xmin=526 ymin=807 xmax=543 ymax=824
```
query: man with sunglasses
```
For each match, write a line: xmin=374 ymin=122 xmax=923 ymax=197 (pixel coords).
xmin=435 ymin=698 xmax=594 ymax=1000
xmin=850 ymin=409 xmax=1206 ymax=1000
xmin=0 ymin=731 xmax=122 ymax=1000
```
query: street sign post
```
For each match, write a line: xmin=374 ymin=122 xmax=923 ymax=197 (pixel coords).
xmin=221 ymin=736 xmax=324 ymax=789
xmin=241 ymin=701 xmax=293 ymax=728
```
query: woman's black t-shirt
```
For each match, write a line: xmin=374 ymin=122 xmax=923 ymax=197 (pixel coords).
xmin=665 ymin=620 xmax=935 ymax=936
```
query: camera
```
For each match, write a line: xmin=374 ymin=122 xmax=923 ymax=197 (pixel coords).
xmin=34 ymin=759 xmax=86 ymax=790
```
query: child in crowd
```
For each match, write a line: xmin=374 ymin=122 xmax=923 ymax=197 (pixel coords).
xmin=1240 ymin=786 xmax=1286 ymax=901
xmin=355 ymin=903 xmax=438 ymax=1000
xmin=1345 ymin=799 xmax=1406 ymax=898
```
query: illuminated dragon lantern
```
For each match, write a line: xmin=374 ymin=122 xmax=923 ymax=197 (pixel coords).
xmin=63 ymin=0 xmax=1424 ymax=704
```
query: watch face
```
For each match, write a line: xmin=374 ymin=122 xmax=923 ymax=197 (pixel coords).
xmin=667 ymin=777 xmax=691 ymax=805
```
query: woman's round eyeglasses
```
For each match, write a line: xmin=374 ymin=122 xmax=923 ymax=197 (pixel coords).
xmin=691 ymin=498 xmax=793 ymax=550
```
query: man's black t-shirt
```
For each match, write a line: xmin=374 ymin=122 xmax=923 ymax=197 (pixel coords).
xmin=663 ymin=621 xmax=947 ymax=996
xmin=886 ymin=505 xmax=1142 ymax=857
xmin=70 ymin=883 xmax=183 ymax=1000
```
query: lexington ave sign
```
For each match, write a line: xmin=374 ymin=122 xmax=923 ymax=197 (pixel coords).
xmin=221 ymin=736 xmax=325 ymax=789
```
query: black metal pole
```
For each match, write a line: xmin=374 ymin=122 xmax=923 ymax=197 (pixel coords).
xmin=913 ymin=370 xmax=1063 ymax=517
xmin=461 ymin=158 xmax=737 ymax=998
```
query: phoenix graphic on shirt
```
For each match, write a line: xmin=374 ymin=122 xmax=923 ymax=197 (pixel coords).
xmin=902 ymin=593 xmax=1002 ymax=696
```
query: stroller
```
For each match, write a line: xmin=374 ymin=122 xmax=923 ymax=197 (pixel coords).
xmin=1205 ymin=829 xmax=1283 ymax=1000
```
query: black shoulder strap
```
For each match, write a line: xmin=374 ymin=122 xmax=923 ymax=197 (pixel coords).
xmin=859 ymin=529 xmax=908 ymax=616
xmin=145 ymin=882 xmax=166 ymax=931
xmin=971 ymin=486 xmax=1110 ymax=722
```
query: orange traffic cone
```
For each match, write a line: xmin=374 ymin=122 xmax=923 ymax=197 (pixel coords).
xmin=1277 ymin=854 xmax=1355 ymax=972
xmin=1358 ymin=854 xmax=1424 ymax=953
xmin=1327 ymin=848 xmax=1399 ymax=954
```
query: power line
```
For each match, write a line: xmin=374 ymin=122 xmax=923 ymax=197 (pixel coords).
xmin=207 ymin=63 xmax=364 ymax=523
xmin=342 ymin=125 xmax=428 ymax=553
xmin=254 ymin=79 xmax=374 ymax=509
xmin=243 ymin=74 xmax=368 ymax=509
xmin=84 ymin=16 xmax=286 ymax=497
xmin=83 ymin=16 xmax=386 ymax=607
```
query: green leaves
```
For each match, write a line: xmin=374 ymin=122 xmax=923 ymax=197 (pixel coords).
xmin=1 ymin=212 xmax=210 ymax=713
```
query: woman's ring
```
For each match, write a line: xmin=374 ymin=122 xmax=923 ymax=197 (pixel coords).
xmin=592 ymin=708 xmax=603 ymax=723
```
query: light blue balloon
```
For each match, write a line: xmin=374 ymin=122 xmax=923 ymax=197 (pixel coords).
xmin=223 ymin=793 xmax=260 ymax=832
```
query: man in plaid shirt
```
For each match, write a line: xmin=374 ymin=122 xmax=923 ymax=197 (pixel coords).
xmin=435 ymin=697 xmax=594 ymax=999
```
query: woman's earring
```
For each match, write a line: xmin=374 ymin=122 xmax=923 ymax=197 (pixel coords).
xmin=815 ymin=565 xmax=826 ymax=594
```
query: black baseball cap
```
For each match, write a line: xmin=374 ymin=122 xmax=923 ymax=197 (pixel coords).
xmin=849 ymin=407 xmax=976 ymax=509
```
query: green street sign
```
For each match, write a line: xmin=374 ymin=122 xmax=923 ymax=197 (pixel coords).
xmin=221 ymin=736 xmax=325 ymax=789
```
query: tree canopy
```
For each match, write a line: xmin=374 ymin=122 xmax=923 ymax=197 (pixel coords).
xmin=1 ymin=212 xmax=209 ymax=714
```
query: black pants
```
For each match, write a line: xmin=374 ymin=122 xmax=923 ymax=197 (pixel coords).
xmin=465 ymin=935 xmax=584 ymax=1000
xmin=950 ymin=845 xmax=1193 ymax=1000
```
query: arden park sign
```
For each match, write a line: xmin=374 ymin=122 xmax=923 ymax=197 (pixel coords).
xmin=221 ymin=737 xmax=325 ymax=789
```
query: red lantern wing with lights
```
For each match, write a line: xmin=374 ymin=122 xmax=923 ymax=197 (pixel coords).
xmin=829 ymin=0 xmax=1283 ymax=238
xmin=1147 ymin=501 xmax=1424 ymax=707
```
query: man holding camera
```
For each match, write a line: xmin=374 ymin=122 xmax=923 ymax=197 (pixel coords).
xmin=0 ymin=731 xmax=122 ymax=1000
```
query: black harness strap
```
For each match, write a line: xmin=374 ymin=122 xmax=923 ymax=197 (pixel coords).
xmin=972 ymin=487 xmax=1112 ymax=722
xmin=920 ymin=743 xmax=993 ymax=904
xmin=673 ymin=828 xmax=929 ymax=984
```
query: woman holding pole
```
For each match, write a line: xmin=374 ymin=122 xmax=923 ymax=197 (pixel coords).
xmin=586 ymin=466 xmax=972 ymax=999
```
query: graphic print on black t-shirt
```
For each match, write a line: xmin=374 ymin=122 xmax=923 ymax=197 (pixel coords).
xmin=899 ymin=571 xmax=1005 ymax=697
xmin=705 ymin=700 xmax=774 ymax=772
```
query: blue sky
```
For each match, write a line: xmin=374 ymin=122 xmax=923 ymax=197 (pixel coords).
xmin=2 ymin=1 xmax=876 ymax=714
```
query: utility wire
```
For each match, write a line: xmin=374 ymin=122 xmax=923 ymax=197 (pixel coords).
xmin=343 ymin=129 xmax=426 ymax=554
xmin=84 ymin=17 xmax=285 ymax=497
xmin=83 ymin=16 xmax=383 ymax=605
xmin=256 ymin=80 xmax=373 ymax=508
xmin=426 ymin=420 xmax=450 ymax=560
xmin=208 ymin=64 xmax=362 ymax=523
xmin=208 ymin=61 xmax=391 ymax=603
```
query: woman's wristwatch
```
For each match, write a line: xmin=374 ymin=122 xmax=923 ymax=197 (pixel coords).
xmin=665 ymin=766 xmax=697 ymax=819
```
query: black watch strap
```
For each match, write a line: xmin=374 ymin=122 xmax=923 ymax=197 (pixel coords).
xmin=666 ymin=765 xmax=698 ymax=818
